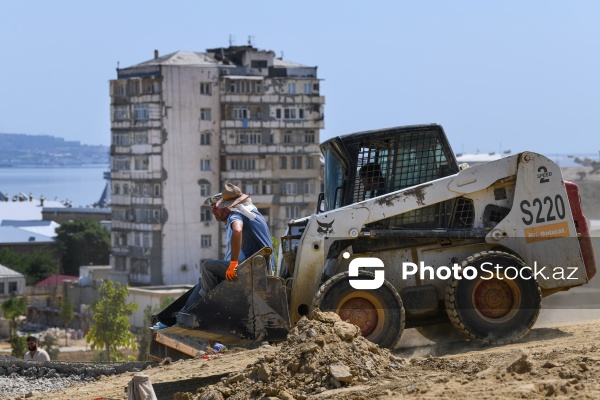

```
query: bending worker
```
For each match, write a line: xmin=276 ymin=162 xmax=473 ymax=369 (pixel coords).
xmin=180 ymin=183 xmax=275 ymax=315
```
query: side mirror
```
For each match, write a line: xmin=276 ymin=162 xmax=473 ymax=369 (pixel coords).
xmin=316 ymin=192 xmax=325 ymax=214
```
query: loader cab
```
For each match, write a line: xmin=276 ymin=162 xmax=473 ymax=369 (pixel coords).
xmin=320 ymin=124 xmax=461 ymax=229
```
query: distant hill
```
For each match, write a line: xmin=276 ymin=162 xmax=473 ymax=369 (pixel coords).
xmin=0 ymin=133 xmax=108 ymax=166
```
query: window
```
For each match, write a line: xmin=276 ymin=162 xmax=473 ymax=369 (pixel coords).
xmin=200 ymin=206 xmax=212 ymax=222
xmin=113 ymin=133 xmax=130 ymax=146
xmin=233 ymin=107 xmax=249 ymax=120
xmin=230 ymin=158 xmax=256 ymax=170
xmin=228 ymin=80 xmax=257 ymax=94
xmin=279 ymin=156 xmax=287 ymax=169
xmin=134 ymin=156 xmax=149 ymax=170
xmin=113 ymin=106 xmax=129 ymax=121
xmin=8 ymin=282 xmax=17 ymax=294
xmin=287 ymin=83 xmax=296 ymax=94
xmin=200 ymin=183 xmax=211 ymax=196
xmin=200 ymin=132 xmax=211 ymax=145
xmin=154 ymin=184 xmax=161 ymax=197
xmin=134 ymin=132 xmax=148 ymax=144
xmin=305 ymin=156 xmax=314 ymax=169
xmin=115 ymin=256 xmax=126 ymax=271
xmin=200 ymin=82 xmax=211 ymax=95
xmin=286 ymin=206 xmax=300 ymax=219
xmin=304 ymin=130 xmax=315 ymax=143
xmin=200 ymin=108 xmax=211 ymax=121
xmin=201 ymin=235 xmax=212 ymax=248
xmin=284 ymin=108 xmax=297 ymax=119
xmin=277 ymin=107 xmax=305 ymax=120
xmin=291 ymin=156 xmax=302 ymax=170
xmin=245 ymin=182 xmax=259 ymax=195
xmin=114 ymin=82 xmax=126 ymax=96
xmin=127 ymin=80 xmax=140 ymax=96
xmin=251 ymin=60 xmax=268 ymax=68
xmin=304 ymin=182 xmax=315 ymax=195
xmin=142 ymin=184 xmax=150 ymax=196
xmin=200 ymin=159 xmax=212 ymax=171
xmin=262 ymin=182 xmax=273 ymax=194
xmin=303 ymin=83 xmax=312 ymax=94
xmin=283 ymin=131 xmax=293 ymax=144
xmin=114 ymin=183 xmax=120 ymax=195
xmin=134 ymin=104 xmax=149 ymax=121
xmin=237 ymin=131 xmax=261 ymax=144
xmin=284 ymin=182 xmax=298 ymax=195
xmin=113 ymin=157 xmax=130 ymax=171
xmin=153 ymin=210 xmax=161 ymax=223
xmin=123 ymin=183 xmax=129 ymax=195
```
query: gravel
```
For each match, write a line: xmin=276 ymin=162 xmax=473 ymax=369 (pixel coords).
xmin=0 ymin=356 xmax=152 ymax=399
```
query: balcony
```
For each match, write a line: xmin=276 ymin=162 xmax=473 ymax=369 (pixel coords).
xmin=221 ymin=119 xmax=324 ymax=130
xmin=222 ymin=94 xmax=324 ymax=105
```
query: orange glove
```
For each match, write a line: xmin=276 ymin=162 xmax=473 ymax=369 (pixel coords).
xmin=226 ymin=261 xmax=238 ymax=280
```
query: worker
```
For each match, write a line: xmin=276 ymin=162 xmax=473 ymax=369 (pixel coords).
xmin=24 ymin=336 xmax=50 ymax=361
xmin=359 ymin=162 xmax=386 ymax=199
xmin=148 ymin=183 xmax=275 ymax=330
xmin=208 ymin=340 xmax=225 ymax=353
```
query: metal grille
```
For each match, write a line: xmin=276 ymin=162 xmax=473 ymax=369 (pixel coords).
xmin=452 ymin=198 xmax=475 ymax=229
xmin=351 ymin=131 xmax=450 ymax=204
xmin=347 ymin=130 xmax=455 ymax=229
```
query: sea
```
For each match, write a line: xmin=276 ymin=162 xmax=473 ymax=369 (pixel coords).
xmin=0 ymin=165 xmax=109 ymax=208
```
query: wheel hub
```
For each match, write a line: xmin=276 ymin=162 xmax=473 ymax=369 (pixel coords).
xmin=473 ymin=279 xmax=514 ymax=319
xmin=338 ymin=297 xmax=378 ymax=336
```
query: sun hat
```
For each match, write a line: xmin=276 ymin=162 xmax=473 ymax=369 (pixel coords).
xmin=214 ymin=183 xmax=251 ymax=210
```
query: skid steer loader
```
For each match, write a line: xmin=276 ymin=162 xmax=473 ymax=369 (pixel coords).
xmin=151 ymin=123 xmax=596 ymax=356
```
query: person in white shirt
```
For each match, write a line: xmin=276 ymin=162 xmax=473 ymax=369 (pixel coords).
xmin=23 ymin=336 xmax=50 ymax=361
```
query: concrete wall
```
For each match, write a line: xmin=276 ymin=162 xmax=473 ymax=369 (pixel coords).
xmin=161 ymin=65 xmax=222 ymax=286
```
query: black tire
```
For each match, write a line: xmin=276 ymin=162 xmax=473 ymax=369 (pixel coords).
xmin=445 ymin=251 xmax=541 ymax=344
xmin=313 ymin=271 xmax=405 ymax=349
xmin=415 ymin=323 xmax=465 ymax=344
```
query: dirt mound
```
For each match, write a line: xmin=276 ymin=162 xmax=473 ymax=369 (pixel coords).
xmin=187 ymin=311 xmax=404 ymax=400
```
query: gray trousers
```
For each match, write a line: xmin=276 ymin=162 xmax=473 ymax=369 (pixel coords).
xmin=181 ymin=260 xmax=228 ymax=313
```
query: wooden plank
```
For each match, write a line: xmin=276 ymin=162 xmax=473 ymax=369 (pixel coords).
xmin=153 ymin=332 xmax=202 ymax=358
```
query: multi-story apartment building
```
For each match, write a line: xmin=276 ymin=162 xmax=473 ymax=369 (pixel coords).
xmin=108 ymin=46 xmax=324 ymax=286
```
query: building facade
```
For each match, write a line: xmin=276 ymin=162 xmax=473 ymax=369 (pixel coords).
xmin=109 ymin=46 xmax=324 ymax=286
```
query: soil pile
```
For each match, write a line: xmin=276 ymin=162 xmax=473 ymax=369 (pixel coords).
xmin=189 ymin=311 xmax=404 ymax=400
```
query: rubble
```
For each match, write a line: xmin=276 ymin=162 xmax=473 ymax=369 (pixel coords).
xmin=193 ymin=310 xmax=404 ymax=399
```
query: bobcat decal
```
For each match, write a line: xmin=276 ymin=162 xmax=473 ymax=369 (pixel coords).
xmin=316 ymin=220 xmax=335 ymax=236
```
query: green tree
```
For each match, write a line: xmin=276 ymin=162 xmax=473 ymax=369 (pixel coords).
xmin=0 ymin=248 xmax=57 ymax=285
xmin=136 ymin=296 xmax=175 ymax=361
xmin=10 ymin=334 xmax=26 ymax=358
xmin=59 ymin=295 xmax=74 ymax=346
xmin=1 ymin=296 xmax=27 ymax=340
xmin=55 ymin=219 xmax=110 ymax=276
xmin=86 ymin=280 xmax=138 ymax=361
xmin=271 ymin=236 xmax=279 ymax=274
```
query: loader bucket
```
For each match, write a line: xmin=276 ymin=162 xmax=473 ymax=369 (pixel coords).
xmin=154 ymin=247 xmax=290 ymax=347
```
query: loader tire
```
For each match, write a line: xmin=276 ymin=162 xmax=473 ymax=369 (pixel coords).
xmin=445 ymin=251 xmax=541 ymax=344
xmin=313 ymin=271 xmax=405 ymax=349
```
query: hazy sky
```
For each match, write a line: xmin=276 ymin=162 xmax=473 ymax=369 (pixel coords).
xmin=1 ymin=1 xmax=599 ymax=156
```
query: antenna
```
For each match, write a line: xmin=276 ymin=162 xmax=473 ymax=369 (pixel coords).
xmin=229 ymin=34 xmax=235 ymax=46
xmin=280 ymin=51 xmax=284 ymax=59
xmin=247 ymin=35 xmax=255 ymax=46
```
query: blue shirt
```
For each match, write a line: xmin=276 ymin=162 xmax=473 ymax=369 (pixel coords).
xmin=228 ymin=209 xmax=275 ymax=273
xmin=212 ymin=342 xmax=224 ymax=352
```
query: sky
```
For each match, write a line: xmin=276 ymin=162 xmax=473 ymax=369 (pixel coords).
xmin=1 ymin=1 xmax=599 ymax=157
